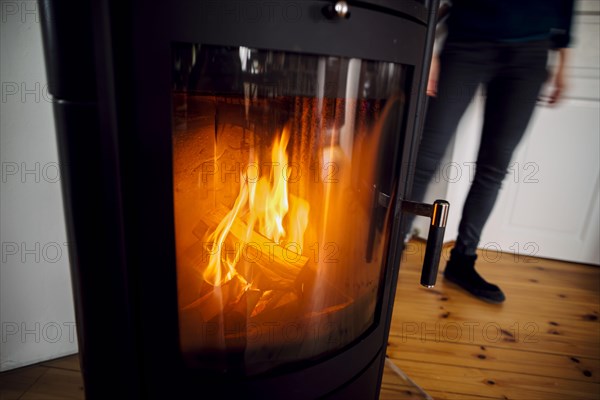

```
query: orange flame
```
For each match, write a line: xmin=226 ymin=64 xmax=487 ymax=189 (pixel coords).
xmin=203 ymin=127 xmax=309 ymax=286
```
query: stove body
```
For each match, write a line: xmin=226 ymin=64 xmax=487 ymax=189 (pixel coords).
xmin=39 ymin=1 xmax=439 ymax=399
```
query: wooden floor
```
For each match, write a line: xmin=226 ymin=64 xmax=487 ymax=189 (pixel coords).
xmin=0 ymin=356 xmax=83 ymax=400
xmin=381 ymin=240 xmax=600 ymax=400
xmin=1 ymin=240 xmax=598 ymax=399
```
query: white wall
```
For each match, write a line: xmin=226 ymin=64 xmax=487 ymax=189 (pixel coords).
xmin=0 ymin=0 xmax=78 ymax=371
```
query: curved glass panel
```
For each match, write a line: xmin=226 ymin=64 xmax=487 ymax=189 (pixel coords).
xmin=172 ymin=43 xmax=409 ymax=375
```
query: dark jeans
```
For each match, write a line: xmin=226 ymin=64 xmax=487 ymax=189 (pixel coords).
xmin=410 ymin=40 xmax=549 ymax=255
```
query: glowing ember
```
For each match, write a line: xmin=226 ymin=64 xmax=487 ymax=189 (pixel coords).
xmin=203 ymin=127 xmax=310 ymax=287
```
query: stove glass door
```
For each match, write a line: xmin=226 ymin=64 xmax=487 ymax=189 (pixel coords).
xmin=172 ymin=43 xmax=409 ymax=375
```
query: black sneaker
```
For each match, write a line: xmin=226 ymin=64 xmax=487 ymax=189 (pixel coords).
xmin=443 ymin=249 xmax=506 ymax=304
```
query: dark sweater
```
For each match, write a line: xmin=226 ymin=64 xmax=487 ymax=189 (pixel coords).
xmin=445 ymin=0 xmax=574 ymax=48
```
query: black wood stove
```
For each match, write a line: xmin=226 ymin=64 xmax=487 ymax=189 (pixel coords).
xmin=39 ymin=1 xmax=447 ymax=398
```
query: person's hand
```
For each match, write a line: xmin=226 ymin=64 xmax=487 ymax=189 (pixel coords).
xmin=427 ymin=54 xmax=440 ymax=97
xmin=543 ymin=48 xmax=569 ymax=106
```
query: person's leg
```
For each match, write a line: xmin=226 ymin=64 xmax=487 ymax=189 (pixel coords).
xmin=445 ymin=41 xmax=549 ymax=303
xmin=411 ymin=42 xmax=490 ymax=204
xmin=404 ymin=42 xmax=491 ymax=240
xmin=455 ymin=42 xmax=549 ymax=254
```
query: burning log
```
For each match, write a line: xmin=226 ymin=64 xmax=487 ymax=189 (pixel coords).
xmin=251 ymin=290 xmax=299 ymax=318
xmin=182 ymin=203 xmax=310 ymax=321
xmin=182 ymin=273 xmax=248 ymax=321
xmin=194 ymin=204 xmax=309 ymax=288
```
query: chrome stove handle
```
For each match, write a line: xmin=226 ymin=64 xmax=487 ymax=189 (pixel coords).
xmin=401 ymin=200 xmax=450 ymax=288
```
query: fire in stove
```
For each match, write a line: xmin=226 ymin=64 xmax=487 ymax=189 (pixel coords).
xmin=172 ymin=43 xmax=408 ymax=375
xmin=202 ymin=127 xmax=309 ymax=288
